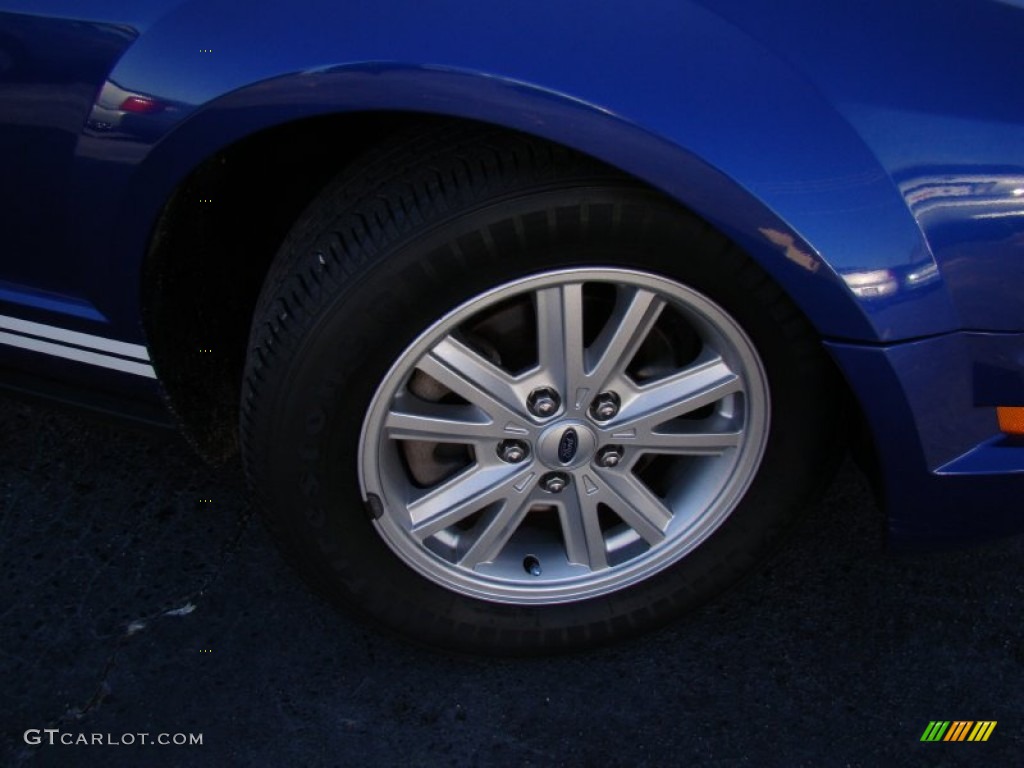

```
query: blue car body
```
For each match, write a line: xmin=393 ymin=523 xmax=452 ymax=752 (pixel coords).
xmin=1 ymin=0 xmax=1022 ymax=545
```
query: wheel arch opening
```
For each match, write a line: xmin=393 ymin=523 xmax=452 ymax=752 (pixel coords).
xmin=141 ymin=111 xmax=414 ymax=461
xmin=141 ymin=110 xmax=867 ymax=473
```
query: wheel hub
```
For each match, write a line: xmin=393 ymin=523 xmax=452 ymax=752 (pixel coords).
xmin=536 ymin=420 xmax=598 ymax=470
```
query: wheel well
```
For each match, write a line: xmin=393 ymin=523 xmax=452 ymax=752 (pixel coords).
xmin=142 ymin=111 xmax=871 ymax=472
xmin=141 ymin=112 xmax=417 ymax=461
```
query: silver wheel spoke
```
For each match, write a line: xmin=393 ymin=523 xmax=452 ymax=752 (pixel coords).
xmin=558 ymin=478 xmax=608 ymax=570
xmin=408 ymin=463 xmax=533 ymax=538
xmin=535 ymin=283 xmax=587 ymax=399
xmin=458 ymin=494 xmax=535 ymax=568
xmin=384 ymin=399 xmax=504 ymax=443
xmin=597 ymin=470 xmax=671 ymax=546
xmin=585 ymin=287 xmax=666 ymax=392
xmin=417 ymin=337 xmax=526 ymax=425
xmin=625 ymin=427 xmax=742 ymax=456
xmin=615 ymin=355 xmax=741 ymax=432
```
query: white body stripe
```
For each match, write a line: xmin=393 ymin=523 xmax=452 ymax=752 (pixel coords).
xmin=0 ymin=314 xmax=150 ymax=360
xmin=0 ymin=331 xmax=157 ymax=378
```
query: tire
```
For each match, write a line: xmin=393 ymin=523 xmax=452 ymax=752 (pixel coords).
xmin=241 ymin=124 xmax=841 ymax=654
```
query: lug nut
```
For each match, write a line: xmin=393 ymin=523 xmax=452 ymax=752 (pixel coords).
xmin=527 ymin=387 xmax=561 ymax=418
xmin=540 ymin=472 xmax=569 ymax=493
xmin=590 ymin=392 xmax=620 ymax=421
xmin=497 ymin=439 xmax=529 ymax=463
xmin=595 ymin=445 xmax=624 ymax=468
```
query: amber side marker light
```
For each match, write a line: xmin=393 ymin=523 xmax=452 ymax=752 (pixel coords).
xmin=997 ymin=407 xmax=1024 ymax=435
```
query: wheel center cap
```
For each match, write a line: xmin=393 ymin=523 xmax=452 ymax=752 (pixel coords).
xmin=537 ymin=421 xmax=598 ymax=470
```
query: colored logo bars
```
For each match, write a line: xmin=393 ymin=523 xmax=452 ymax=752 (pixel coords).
xmin=920 ymin=721 xmax=997 ymax=742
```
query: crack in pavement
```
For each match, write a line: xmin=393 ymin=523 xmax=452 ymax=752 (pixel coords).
xmin=10 ymin=503 xmax=255 ymax=766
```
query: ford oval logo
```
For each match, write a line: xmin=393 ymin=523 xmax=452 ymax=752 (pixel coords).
xmin=557 ymin=428 xmax=578 ymax=464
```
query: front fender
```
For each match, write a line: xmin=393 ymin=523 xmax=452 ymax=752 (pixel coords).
xmin=74 ymin=0 xmax=957 ymax=342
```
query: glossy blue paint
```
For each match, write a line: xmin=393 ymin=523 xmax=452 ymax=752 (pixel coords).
xmin=109 ymin=0 xmax=969 ymax=342
xmin=826 ymin=333 xmax=1024 ymax=543
xmin=939 ymin=437 xmax=1024 ymax=477
xmin=0 ymin=0 xmax=943 ymax=341
xmin=0 ymin=0 xmax=1022 ymax=543
xmin=0 ymin=282 xmax=106 ymax=322
xmin=0 ymin=11 xmax=136 ymax=300
xmin=711 ymin=0 xmax=1024 ymax=334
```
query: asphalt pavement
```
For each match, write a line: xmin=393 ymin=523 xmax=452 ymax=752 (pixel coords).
xmin=2 ymin=393 xmax=1021 ymax=767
